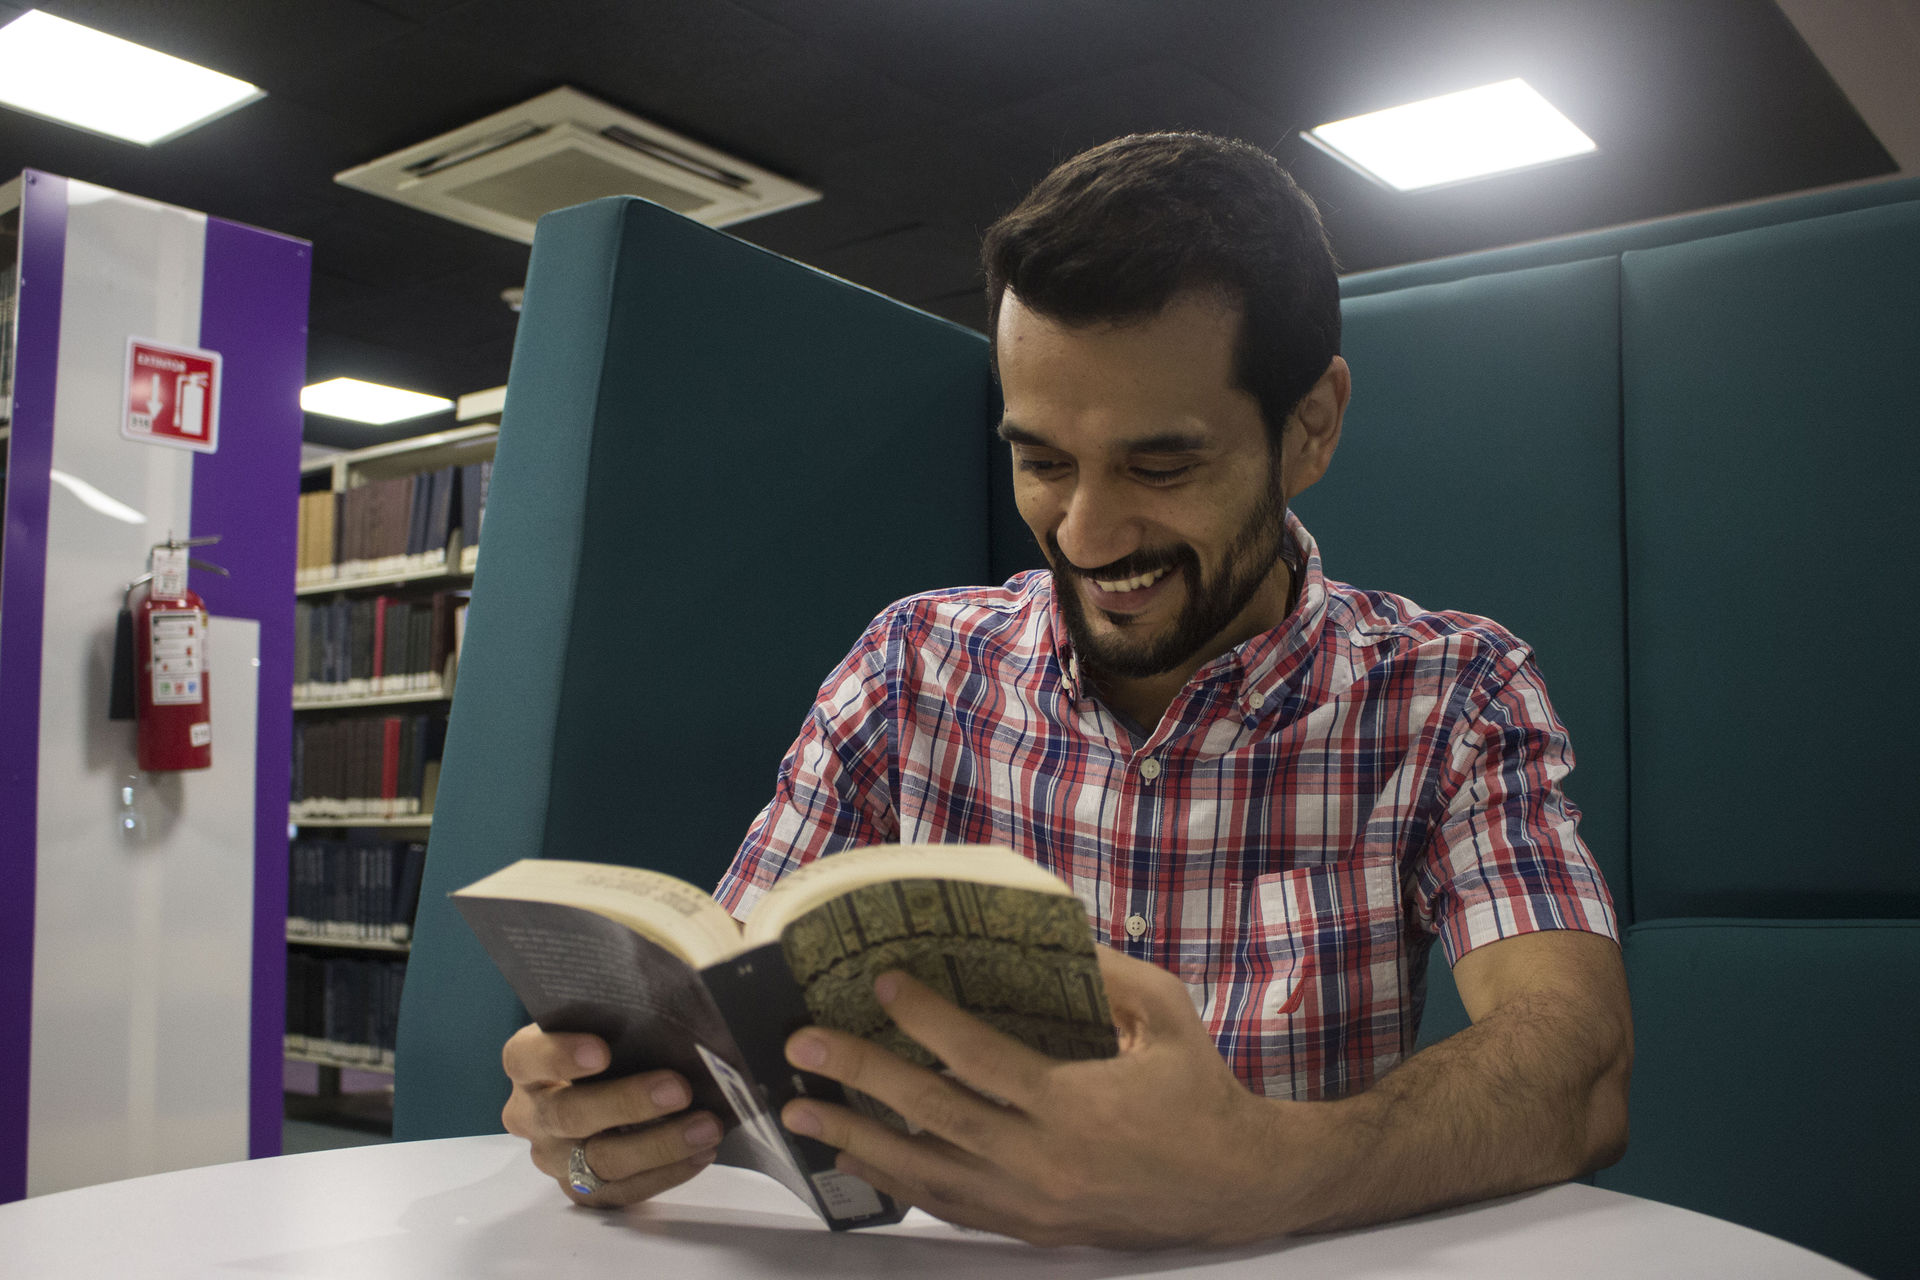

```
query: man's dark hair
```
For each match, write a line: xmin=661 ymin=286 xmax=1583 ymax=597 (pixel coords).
xmin=982 ymin=132 xmax=1341 ymax=450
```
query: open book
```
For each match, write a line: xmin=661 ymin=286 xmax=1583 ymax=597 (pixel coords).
xmin=452 ymin=844 xmax=1117 ymax=1230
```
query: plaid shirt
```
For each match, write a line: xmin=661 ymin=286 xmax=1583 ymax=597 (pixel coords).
xmin=715 ymin=514 xmax=1617 ymax=1101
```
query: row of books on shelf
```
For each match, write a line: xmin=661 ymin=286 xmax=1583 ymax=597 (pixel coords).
xmin=296 ymin=459 xmax=491 ymax=586
xmin=291 ymin=713 xmax=446 ymax=819
xmin=285 ymin=953 xmax=406 ymax=1069
xmin=294 ymin=591 xmax=467 ymax=701
xmin=288 ymin=837 xmax=429 ymax=944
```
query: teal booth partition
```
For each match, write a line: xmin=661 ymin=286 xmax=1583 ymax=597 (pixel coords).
xmin=393 ymin=197 xmax=995 ymax=1142
xmin=1332 ymin=177 xmax=1920 ymax=1279
xmin=1594 ymin=196 xmax=1920 ymax=1280
xmin=393 ymin=175 xmax=1920 ymax=1278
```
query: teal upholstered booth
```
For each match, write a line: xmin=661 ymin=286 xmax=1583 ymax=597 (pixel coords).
xmin=394 ymin=197 xmax=995 ymax=1142
xmin=395 ymin=176 xmax=1920 ymax=1278
xmin=1323 ymin=177 xmax=1920 ymax=1279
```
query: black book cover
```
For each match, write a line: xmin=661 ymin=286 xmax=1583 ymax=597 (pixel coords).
xmin=350 ymin=600 xmax=374 ymax=683
xmin=397 ymin=716 xmax=418 ymax=809
xmin=393 ymin=842 xmax=427 ymax=940
xmin=428 ymin=466 xmax=456 ymax=560
xmin=357 ymin=843 xmax=376 ymax=938
xmin=375 ymin=844 xmax=394 ymax=937
xmin=294 ymin=601 xmax=311 ymax=688
xmin=698 ymin=942 xmax=904 ymax=1227
xmin=407 ymin=471 xmax=430 ymax=558
xmin=458 ymin=462 xmax=482 ymax=548
xmin=451 ymin=896 xmax=903 ymax=1230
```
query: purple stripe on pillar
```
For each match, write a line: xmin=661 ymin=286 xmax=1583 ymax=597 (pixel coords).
xmin=193 ymin=218 xmax=311 ymax=1162
xmin=0 ymin=171 xmax=68 ymax=1204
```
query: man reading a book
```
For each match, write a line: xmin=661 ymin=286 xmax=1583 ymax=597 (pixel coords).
xmin=502 ymin=132 xmax=1632 ymax=1247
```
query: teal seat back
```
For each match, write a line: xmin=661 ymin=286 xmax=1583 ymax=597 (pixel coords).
xmin=1618 ymin=200 xmax=1920 ymax=922
xmin=394 ymin=197 xmax=994 ymax=1140
xmin=1596 ymin=921 xmax=1920 ymax=1280
xmin=1591 ymin=195 xmax=1920 ymax=1279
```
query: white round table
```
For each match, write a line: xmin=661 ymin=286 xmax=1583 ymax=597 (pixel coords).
xmin=0 ymin=1133 xmax=1864 ymax=1279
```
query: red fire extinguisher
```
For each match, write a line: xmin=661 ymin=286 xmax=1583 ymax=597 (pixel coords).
xmin=117 ymin=536 xmax=228 ymax=772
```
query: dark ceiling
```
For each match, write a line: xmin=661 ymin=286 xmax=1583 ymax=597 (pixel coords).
xmin=0 ymin=0 xmax=1896 ymax=448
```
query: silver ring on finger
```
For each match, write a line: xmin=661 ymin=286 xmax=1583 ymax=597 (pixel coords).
xmin=568 ymin=1142 xmax=607 ymax=1196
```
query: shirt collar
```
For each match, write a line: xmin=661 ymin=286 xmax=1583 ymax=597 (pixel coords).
xmin=1043 ymin=511 xmax=1329 ymax=707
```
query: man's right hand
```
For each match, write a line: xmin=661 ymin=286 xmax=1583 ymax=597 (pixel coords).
xmin=501 ymin=1024 xmax=724 ymax=1207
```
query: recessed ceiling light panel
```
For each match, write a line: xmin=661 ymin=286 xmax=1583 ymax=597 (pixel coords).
xmin=302 ymin=379 xmax=454 ymax=426
xmin=1304 ymin=79 xmax=1596 ymax=192
xmin=0 ymin=10 xmax=263 ymax=146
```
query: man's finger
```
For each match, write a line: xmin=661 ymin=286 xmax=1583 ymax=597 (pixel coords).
xmin=780 ymin=1096 xmax=1016 ymax=1230
xmin=1094 ymin=947 xmax=1202 ymax=1041
xmin=867 ymin=971 xmax=1052 ymax=1110
xmin=501 ymin=1024 xmax=610 ymax=1085
xmin=528 ymin=1068 xmax=694 ymax=1141
xmin=785 ymin=1020 xmax=1024 ymax=1158
xmin=539 ymin=1136 xmax=719 ymax=1209
xmin=559 ymin=1111 xmax=723 ymax=1182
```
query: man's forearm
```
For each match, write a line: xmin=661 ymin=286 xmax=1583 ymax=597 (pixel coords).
xmin=1271 ymin=983 xmax=1632 ymax=1236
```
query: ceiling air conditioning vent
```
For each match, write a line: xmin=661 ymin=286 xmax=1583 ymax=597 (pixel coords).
xmin=335 ymin=87 xmax=820 ymax=243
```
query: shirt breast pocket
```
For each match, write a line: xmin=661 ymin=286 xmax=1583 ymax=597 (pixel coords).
xmin=1246 ymin=855 xmax=1405 ymax=1101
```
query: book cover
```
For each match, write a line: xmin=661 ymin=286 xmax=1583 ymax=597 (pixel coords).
xmin=407 ymin=471 xmax=430 ymax=559
xmin=452 ymin=847 xmax=1117 ymax=1231
xmin=393 ymin=842 xmax=428 ymax=941
xmin=320 ymin=492 xmax=339 ymax=575
xmin=428 ymin=465 xmax=456 ymax=561
xmin=458 ymin=462 xmax=483 ymax=550
xmin=429 ymin=591 xmax=455 ymax=677
xmin=453 ymin=893 xmax=896 ymax=1229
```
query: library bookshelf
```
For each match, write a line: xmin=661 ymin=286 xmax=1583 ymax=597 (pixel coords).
xmin=288 ymin=421 xmax=494 ymax=1130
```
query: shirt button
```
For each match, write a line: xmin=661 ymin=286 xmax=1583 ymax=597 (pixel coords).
xmin=1124 ymin=913 xmax=1147 ymax=939
xmin=1248 ymin=691 xmax=1266 ymax=710
xmin=1139 ymin=757 xmax=1161 ymax=781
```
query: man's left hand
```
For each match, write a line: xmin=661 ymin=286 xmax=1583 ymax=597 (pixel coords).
xmin=779 ymin=948 xmax=1310 ymax=1248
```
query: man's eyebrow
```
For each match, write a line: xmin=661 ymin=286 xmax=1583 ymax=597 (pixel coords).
xmin=996 ymin=420 xmax=1048 ymax=447
xmin=996 ymin=421 xmax=1211 ymax=454
xmin=1118 ymin=431 xmax=1210 ymax=454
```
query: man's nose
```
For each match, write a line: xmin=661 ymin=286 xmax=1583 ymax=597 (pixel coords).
xmin=1054 ymin=474 xmax=1138 ymax=571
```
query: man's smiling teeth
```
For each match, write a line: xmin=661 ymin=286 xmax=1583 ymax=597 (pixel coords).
xmin=1093 ymin=566 xmax=1171 ymax=593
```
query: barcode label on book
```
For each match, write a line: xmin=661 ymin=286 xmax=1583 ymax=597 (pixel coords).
xmin=810 ymin=1169 xmax=884 ymax=1220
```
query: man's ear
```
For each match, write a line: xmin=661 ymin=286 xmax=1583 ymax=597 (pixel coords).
xmin=1282 ymin=356 xmax=1349 ymax=501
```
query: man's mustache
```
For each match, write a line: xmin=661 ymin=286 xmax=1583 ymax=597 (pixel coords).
xmin=1044 ymin=534 xmax=1192 ymax=582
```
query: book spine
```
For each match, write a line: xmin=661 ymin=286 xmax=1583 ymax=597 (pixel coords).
xmin=429 ymin=591 xmax=453 ymax=683
xmin=381 ymin=717 xmax=401 ymax=813
xmin=372 ymin=596 xmax=388 ymax=689
xmin=430 ymin=466 xmax=455 ymax=565
xmin=293 ymin=601 xmax=311 ymax=698
xmin=393 ymin=842 xmax=426 ymax=941
xmin=407 ymin=471 xmax=428 ymax=564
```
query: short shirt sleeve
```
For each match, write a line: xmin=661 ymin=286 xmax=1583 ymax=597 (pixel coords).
xmin=1414 ymin=649 xmax=1619 ymax=967
xmin=713 ymin=610 xmax=902 ymax=919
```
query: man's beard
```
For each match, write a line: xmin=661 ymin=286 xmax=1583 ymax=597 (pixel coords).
xmin=1049 ymin=483 xmax=1290 ymax=683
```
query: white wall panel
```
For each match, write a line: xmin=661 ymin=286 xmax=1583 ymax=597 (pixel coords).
xmin=25 ymin=185 xmax=259 ymax=1194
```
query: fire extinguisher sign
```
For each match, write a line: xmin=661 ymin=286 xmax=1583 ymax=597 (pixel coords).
xmin=123 ymin=337 xmax=222 ymax=454
xmin=149 ymin=610 xmax=206 ymax=706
